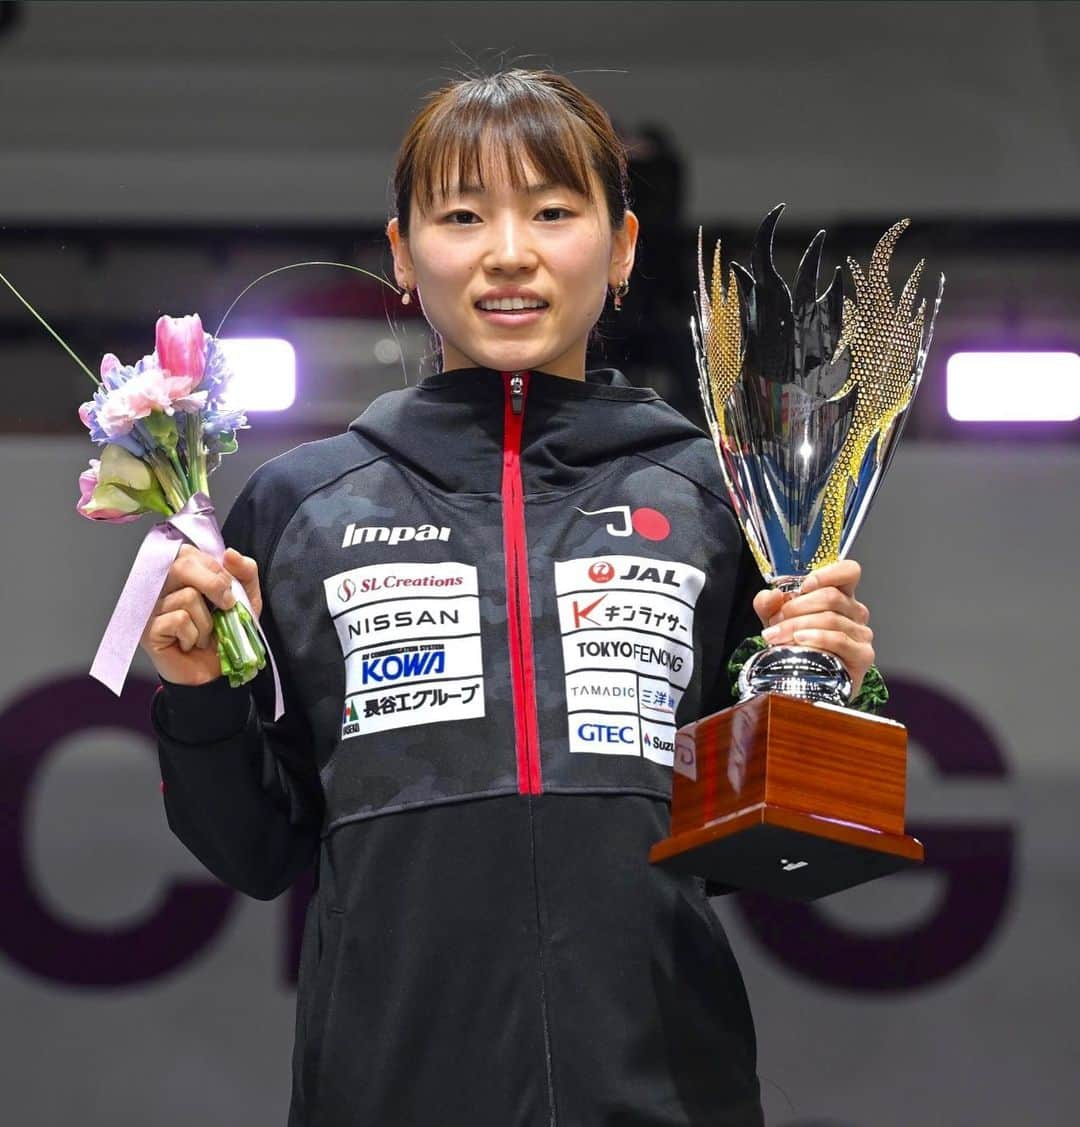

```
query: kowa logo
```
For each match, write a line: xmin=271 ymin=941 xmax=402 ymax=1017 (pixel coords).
xmin=587 ymin=560 xmax=683 ymax=588
xmin=343 ymin=523 xmax=451 ymax=548
xmin=359 ymin=646 xmax=446 ymax=686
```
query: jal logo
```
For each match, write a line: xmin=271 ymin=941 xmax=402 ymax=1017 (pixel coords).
xmin=337 ymin=578 xmax=357 ymax=603
xmin=585 ymin=559 xmax=682 ymax=588
xmin=576 ymin=504 xmax=670 ymax=541
xmin=588 ymin=561 xmax=616 ymax=583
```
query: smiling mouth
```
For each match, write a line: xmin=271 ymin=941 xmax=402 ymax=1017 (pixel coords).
xmin=476 ymin=298 xmax=549 ymax=313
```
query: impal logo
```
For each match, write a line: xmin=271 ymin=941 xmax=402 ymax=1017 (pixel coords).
xmin=575 ymin=504 xmax=670 ymax=541
xmin=343 ymin=523 xmax=451 ymax=548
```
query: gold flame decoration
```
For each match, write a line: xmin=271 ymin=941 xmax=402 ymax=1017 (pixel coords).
xmin=809 ymin=218 xmax=927 ymax=568
xmin=695 ymin=229 xmax=743 ymax=443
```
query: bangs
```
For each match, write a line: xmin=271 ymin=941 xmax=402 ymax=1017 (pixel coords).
xmin=408 ymin=81 xmax=597 ymax=216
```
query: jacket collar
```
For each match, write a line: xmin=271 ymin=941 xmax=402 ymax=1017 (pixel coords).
xmin=348 ymin=366 xmax=704 ymax=496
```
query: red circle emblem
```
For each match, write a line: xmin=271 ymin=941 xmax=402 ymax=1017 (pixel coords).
xmin=588 ymin=560 xmax=615 ymax=583
xmin=631 ymin=507 xmax=671 ymax=541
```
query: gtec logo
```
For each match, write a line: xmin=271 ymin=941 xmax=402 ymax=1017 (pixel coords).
xmin=577 ymin=723 xmax=635 ymax=745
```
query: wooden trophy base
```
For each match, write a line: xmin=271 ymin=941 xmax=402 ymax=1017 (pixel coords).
xmin=649 ymin=693 xmax=924 ymax=901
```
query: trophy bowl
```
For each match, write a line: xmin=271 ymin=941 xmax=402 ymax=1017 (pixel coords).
xmin=649 ymin=205 xmax=944 ymax=901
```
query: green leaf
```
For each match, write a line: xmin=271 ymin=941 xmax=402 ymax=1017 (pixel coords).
xmin=144 ymin=410 xmax=179 ymax=453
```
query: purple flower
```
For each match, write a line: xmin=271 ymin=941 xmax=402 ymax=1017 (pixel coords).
xmin=200 ymin=335 xmax=234 ymax=409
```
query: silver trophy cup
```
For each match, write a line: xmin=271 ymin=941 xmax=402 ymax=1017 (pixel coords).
xmin=692 ymin=205 xmax=944 ymax=706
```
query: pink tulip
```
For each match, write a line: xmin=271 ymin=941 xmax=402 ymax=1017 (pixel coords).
xmin=155 ymin=314 xmax=205 ymax=385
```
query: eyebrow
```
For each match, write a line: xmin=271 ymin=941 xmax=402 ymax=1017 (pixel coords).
xmin=453 ymin=181 xmax=565 ymax=197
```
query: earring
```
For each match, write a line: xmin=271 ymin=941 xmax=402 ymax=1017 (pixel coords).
xmin=401 ymin=289 xmax=412 ymax=306
xmin=612 ymin=280 xmax=629 ymax=312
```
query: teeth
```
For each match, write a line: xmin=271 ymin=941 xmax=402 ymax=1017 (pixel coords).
xmin=478 ymin=297 xmax=546 ymax=311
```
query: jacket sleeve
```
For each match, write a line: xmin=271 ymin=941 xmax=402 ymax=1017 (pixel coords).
xmin=151 ymin=469 xmax=324 ymax=901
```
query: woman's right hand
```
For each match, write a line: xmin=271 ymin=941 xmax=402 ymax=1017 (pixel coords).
xmin=140 ymin=545 xmax=263 ymax=686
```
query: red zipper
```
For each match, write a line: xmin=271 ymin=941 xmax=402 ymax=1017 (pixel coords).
xmin=501 ymin=370 xmax=542 ymax=795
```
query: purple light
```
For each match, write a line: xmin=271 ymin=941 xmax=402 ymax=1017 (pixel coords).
xmin=946 ymin=352 xmax=1080 ymax=422
xmin=217 ymin=338 xmax=296 ymax=411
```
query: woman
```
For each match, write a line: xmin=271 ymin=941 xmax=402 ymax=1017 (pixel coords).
xmin=145 ymin=70 xmax=874 ymax=1127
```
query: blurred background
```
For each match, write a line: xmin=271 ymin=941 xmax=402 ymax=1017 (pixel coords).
xmin=1 ymin=2 xmax=1077 ymax=1124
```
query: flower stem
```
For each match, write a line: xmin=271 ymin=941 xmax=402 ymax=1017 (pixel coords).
xmin=145 ymin=450 xmax=188 ymax=513
xmin=212 ymin=602 xmax=266 ymax=688
xmin=214 ymin=261 xmax=400 ymax=336
xmin=0 ymin=270 xmax=99 ymax=385
xmin=185 ymin=413 xmax=208 ymax=495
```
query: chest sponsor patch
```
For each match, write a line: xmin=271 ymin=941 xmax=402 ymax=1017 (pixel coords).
xmin=554 ymin=554 xmax=705 ymax=766
xmin=324 ymin=561 xmax=485 ymax=739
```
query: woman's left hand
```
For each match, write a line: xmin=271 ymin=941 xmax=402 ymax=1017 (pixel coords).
xmin=751 ymin=559 xmax=875 ymax=697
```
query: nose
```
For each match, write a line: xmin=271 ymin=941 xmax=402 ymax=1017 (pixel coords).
xmin=482 ymin=212 xmax=539 ymax=275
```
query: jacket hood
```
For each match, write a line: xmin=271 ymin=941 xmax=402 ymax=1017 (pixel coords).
xmin=348 ymin=366 xmax=706 ymax=495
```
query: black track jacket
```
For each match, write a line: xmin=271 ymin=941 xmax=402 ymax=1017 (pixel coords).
xmin=153 ymin=367 xmax=766 ymax=1126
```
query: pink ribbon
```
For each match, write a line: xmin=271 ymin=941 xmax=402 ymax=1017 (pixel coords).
xmin=89 ymin=492 xmax=284 ymax=720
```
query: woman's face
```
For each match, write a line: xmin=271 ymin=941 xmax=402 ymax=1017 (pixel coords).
xmin=387 ymin=151 xmax=637 ymax=381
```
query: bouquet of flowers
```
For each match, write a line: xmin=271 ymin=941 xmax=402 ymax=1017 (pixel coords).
xmin=75 ymin=313 xmax=269 ymax=689
xmin=3 ymin=257 xmax=393 ymax=720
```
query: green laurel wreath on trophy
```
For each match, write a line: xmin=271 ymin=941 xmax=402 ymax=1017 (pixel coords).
xmin=726 ymin=636 xmax=888 ymax=714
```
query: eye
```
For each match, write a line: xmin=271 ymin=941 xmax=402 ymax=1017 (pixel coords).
xmin=537 ymin=207 xmax=572 ymax=221
xmin=444 ymin=209 xmax=480 ymax=225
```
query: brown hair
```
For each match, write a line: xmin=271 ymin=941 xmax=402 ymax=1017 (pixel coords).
xmin=392 ymin=69 xmax=629 ymax=236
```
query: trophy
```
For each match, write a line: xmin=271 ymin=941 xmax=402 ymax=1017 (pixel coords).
xmin=649 ymin=204 xmax=944 ymax=900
